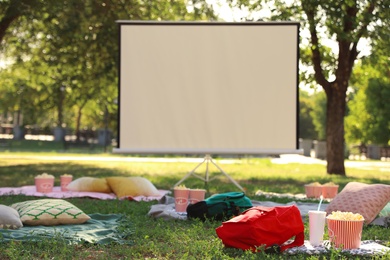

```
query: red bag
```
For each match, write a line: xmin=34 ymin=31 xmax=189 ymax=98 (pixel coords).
xmin=215 ymin=205 xmax=304 ymax=252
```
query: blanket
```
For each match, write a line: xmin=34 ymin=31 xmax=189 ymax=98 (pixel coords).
xmin=147 ymin=196 xmax=329 ymax=220
xmin=147 ymin=198 xmax=390 ymax=256
xmin=148 ymin=197 xmax=389 ymax=225
xmin=0 ymin=185 xmax=169 ymax=201
xmin=285 ymin=240 xmax=390 ymax=256
xmin=0 ymin=214 xmax=133 ymax=245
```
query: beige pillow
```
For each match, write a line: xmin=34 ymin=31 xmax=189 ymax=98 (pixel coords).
xmin=11 ymin=199 xmax=90 ymax=226
xmin=0 ymin=205 xmax=23 ymax=229
xmin=106 ymin=176 xmax=160 ymax=198
xmin=325 ymin=182 xmax=390 ymax=224
xmin=66 ymin=177 xmax=112 ymax=193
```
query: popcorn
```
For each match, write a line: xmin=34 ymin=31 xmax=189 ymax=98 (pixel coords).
xmin=307 ymin=182 xmax=322 ymax=186
xmin=35 ymin=173 xmax=54 ymax=178
xmin=174 ymin=185 xmax=188 ymax=189
xmin=327 ymin=211 xmax=364 ymax=221
xmin=323 ymin=182 xmax=337 ymax=186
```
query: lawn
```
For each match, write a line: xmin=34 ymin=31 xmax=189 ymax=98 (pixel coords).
xmin=0 ymin=151 xmax=389 ymax=259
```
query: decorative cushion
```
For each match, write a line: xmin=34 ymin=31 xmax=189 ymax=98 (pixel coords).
xmin=66 ymin=177 xmax=112 ymax=193
xmin=106 ymin=176 xmax=160 ymax=198
xmin=0 ymin=205 xmax=23 ymax=229
xmin=11 ymin=199 xmax=91 ymax=226
xmin=325 ymin=182 xmax=390 ymax=224
xmin=379 ymin=202 xmax=390 ymax=217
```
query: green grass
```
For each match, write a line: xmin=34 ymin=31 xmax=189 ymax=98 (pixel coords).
xmin=0 ymin=151 xmax=389 ymax=259
xmin=0 ymin=139 xmax=111 ymax=153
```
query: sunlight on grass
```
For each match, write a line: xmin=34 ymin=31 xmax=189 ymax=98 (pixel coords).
xmin=1 ymin=153 xmax=389 ymax=196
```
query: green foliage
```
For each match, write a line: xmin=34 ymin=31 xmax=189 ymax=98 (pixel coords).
xmin=346 ymin=60 xmax=390 ymax=145
xmin=299 ymin=90 xmax=317 ymax=139
xmin=0 ymin=0 xmax=217 ymax=134
xmin=310 ymin=91 xmax=327 ymax=141
xmin=364 ymin=78 xmax=390 ymax=145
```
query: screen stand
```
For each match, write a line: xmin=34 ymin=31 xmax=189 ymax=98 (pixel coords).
xmin=173 ymin=154 xmax=244 ymax=192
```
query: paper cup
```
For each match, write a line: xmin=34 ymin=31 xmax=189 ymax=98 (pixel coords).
xmin=60 ymin=175 xmax=73 ymax=191
xmin=189 ymin=189 xmax=206 ymax=204
xmin=308 ymin=211 xmax=327 ymax=246
xmin=35 ymin=177 xmax=54 ymax=193
xmin=322 ymin=185 xmax=339 ymax=199
xmin=305 ymin=184 xmax=323 ymax=198
xmin=327 ymin=218 xmax=364 ymax=249
xmin=174 ymin=187 xmax=190 ymax=212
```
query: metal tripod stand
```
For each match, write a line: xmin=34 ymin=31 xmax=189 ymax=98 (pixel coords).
xmin=173 ymin=154 xmax=244 ymax=192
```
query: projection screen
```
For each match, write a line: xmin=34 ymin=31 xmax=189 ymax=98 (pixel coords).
xmin=114 ymin=21 xmax=301 ymax=155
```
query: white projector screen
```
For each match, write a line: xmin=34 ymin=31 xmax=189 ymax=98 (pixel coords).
xmin=114 ymin=21 xmax=300 ymax=155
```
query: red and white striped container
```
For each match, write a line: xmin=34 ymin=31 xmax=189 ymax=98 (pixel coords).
xmin=326 ymin=217 xmax=364 ymax=249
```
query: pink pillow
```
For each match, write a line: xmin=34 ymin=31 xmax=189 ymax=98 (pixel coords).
xmin=325 ymin=182 xmax=390 ymax=224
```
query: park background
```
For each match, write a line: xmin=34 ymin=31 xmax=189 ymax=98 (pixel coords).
xmin=0 ymin=1 xmax=389 ymax=166
xmin=0 ymin=1 xmax=389 ymax=258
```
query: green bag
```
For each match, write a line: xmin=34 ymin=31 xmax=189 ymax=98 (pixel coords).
xmin=187 ymin=192 xmax=253 ymax=221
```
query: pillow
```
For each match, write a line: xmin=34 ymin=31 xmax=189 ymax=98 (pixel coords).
xmin=0 ymin=205 xmax=23 ymax=229
xmin=106 ymin=176 xmax=160 ymax=198
xmin=325 ymin=182 xmax=390 ymax=224
xmin=11 ymin=199 xmax=90 ymax=226
xmin=66 ymin=177 xmax=112 ymax=193
xmin=379 ymin=202 xmax=390 ymax=217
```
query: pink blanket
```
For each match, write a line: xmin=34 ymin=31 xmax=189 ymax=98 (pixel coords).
xmin=0 ymin=185 xmax=170 ymax=202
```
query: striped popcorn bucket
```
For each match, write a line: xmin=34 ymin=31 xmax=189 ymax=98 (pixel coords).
xmin=326 ymin=217 xmax=364 ymax=249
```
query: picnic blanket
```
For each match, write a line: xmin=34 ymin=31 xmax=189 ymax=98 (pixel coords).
xmin=147 ymin=196 xmax=329 ymax=220
xmin=147 ymin=197 xmax=390 ymax=256
xmin=0 ymin=186 xmax=169 ymax=201
xmin=0 ymin=214 xmax=133 ymax=245
xmin=285 ymin=240 xmax=390 ymax=256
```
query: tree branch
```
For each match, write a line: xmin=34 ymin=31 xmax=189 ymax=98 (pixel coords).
xmin=0 ymin=13 xmax=20 ymax=44
xmin=336 ymin=1 xmax=376 ymax=82
xmin=302 ymin=2 xmax=330 ymax=91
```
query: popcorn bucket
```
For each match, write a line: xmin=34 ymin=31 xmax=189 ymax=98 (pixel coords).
xmin=35 ymin=177 xmax=55 ymax=193
xmin=305 ymin=184 xmax=323 ymax=198
xmin=322 ymin=185 xmax=339 ymax=199
xmin=327 ymin=217 xmax=364 ymax=249
xmin=60 ymin=175 xmax=73 ymax=191
xmin=174 ymin=187 xmax=190 ymax=213
xmin=189 ymin=189 xmax=206 ymax=204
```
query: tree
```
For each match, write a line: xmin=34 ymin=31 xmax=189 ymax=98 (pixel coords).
xmin=0 ymin=0 xmax=217 ymax=139
xmin=0 ymin=0 xmax=44 ymax=44
xmin=299 ymin=90 xmax=317 ymax=140
xmin=346 ymin=71 xmax=390 ymax=146
xmin=310 ymin=91 xmax=327 ymax=141
xmin=229 ymin=0 xmax=389 ymax=175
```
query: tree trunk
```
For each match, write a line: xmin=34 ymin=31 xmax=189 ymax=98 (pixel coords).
xmin=325 ymin=82 xmax=347 ymax=175
xmin=75 ymin=108 xmax=82 ymax=142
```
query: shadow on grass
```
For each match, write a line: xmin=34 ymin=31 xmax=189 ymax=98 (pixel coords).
xmin=0 ymin=163 xmax=122 ymax=187
xmin=1 ymin=158 xmax=388 ymax=196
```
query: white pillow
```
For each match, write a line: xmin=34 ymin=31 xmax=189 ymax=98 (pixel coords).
xmin=0 ymin=204 xmax=23 ymax=229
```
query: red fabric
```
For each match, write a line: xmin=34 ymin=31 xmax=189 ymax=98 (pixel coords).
xmin=216 ymin=205 xmax=304 ymax=252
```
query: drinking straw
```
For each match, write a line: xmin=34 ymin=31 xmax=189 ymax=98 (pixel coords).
xmin=317 ymin=195 xmax=323 ymax=211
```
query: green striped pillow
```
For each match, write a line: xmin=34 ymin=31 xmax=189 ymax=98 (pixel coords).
xmin=11 ymin=199 xmax=90 ymax=226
